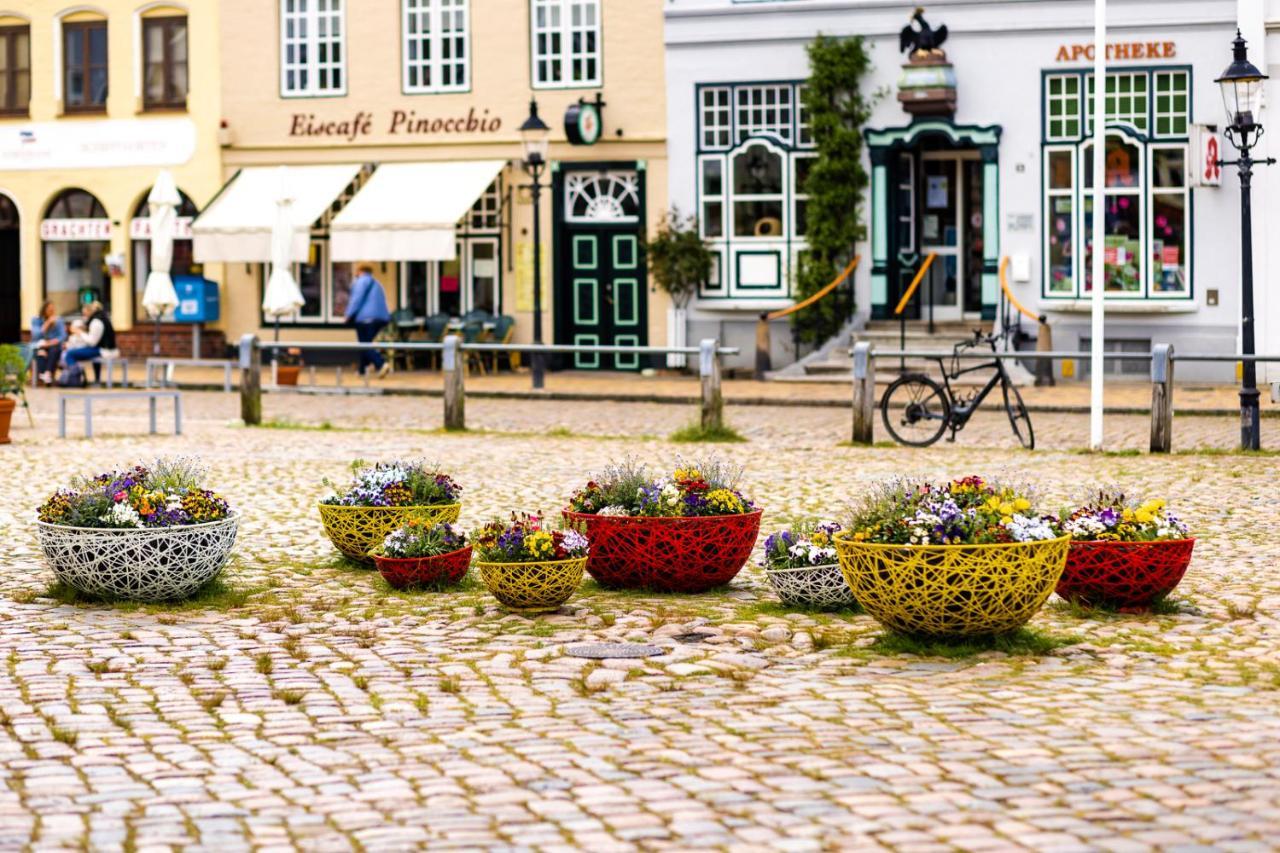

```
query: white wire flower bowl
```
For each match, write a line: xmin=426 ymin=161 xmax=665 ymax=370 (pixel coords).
xmin=765 ymin=563 xmax=858 ymax=610
xmin=35 ymin=513 xmax=240 ymax=602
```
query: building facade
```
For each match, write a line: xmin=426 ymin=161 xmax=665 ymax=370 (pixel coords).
xmin=203 ymin=0 xmax=668 ymax=367
xmin=0 ymin=0 xmax=223 ymax=344
xmin=666 ymin=0 xmax=1280 ymax=381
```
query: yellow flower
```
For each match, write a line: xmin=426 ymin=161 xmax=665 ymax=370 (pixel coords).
xmin=1001 ymin=515 xmax=1013 ymax=525
xmin=706 ymin=489 xmax=745 ymax=514
xmin=526 ymin=531 xmax=555 ymax=559
xmin=1135 ymin=509 xmax=1153 ymax=524
xmin=1014 ymin=497 xmax=1031 ymax=512
xmin=1122 ymin=509 xmax=1135 ymax=522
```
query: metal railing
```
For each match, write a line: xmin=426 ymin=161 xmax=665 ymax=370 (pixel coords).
xmin=754 ymin=255 xmax=860 ymax=379
xmin=238 ymin=334 xmax=739 ymax=433
xmin=848 ymin=340 xmax=1280 ymax=452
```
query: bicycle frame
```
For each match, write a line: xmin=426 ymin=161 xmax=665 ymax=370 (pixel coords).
xmin=928 ymin=340 xmax=1013 ymax=434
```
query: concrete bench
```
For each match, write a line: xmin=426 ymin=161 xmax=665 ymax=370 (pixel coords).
xmin=59 ymin=390 xmax=183 ymax=439
xmin=146 ymin=358 xmax=235 ymax=392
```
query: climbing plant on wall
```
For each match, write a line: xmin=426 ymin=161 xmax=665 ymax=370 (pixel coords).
xmin=795 ymin=34 xmax=873 ymax=344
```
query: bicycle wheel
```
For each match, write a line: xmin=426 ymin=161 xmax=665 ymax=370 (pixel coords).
xmin=881 ymin=373 xmax=951 ymax=447
xmin=1001 ymin=374 xmax=1035 ymax=450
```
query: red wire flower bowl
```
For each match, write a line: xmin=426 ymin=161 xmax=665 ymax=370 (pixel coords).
xmin=562 ymin=510 xmax=762 ymax=593
xmin=372 ymin=545 xmax=472 ymax=590
xmin=1056 ymin=538 xmax=1195 ymax=609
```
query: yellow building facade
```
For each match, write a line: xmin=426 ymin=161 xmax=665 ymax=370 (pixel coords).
xmin=0 ymin=0 xmax=223 ymax=343
xmin=206 ymin=0 xmax=669 ymax=364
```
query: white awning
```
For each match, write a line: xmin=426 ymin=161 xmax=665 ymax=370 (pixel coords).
xmin=330 ymin=160 xmax=507 ymax=262
xmin=192 ymin=164 xmax=363 ymax=263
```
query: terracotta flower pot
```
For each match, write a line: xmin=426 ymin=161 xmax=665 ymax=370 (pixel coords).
xmin=0 ymin=397 xmax=14 ymax=445
xmin=276 ymin=365 xmax=301 ymax=386
xmin=834 ymin=532 xmax=1070 ymax=639
xmin=1056 ymin=538 xmax=1195 ymax=609
xmin=373 ymin=545 xmax=471 ymax=590
xmin=562 ymin=510 xmax=762 ymax=593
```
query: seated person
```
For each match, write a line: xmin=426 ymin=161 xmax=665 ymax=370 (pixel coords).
xmin=30 ymin=300 xmax=67 ymax=386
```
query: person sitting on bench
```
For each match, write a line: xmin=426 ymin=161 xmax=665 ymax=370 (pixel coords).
xmin=62 ymin=301 xmax=120 ymax=385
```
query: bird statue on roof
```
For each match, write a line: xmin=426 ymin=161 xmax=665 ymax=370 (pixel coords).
xmin=900 ymin=7 xmax=948 ymax=57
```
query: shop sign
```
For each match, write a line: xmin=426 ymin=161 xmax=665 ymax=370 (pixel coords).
xmin=287 ymin=107 xmax=503 ymax=141
xmin=129 ymin=217 xmax=195 ymax=240
xmin=0 ymin=118 xmax=196 ymax=171
xmin=1055 ymin=41 xmax=1176 ymax=62
xmin=40 ymin=219 xmax=112 ymax=241
xmin=1193 ymin=125 xmax=1222 ymax=187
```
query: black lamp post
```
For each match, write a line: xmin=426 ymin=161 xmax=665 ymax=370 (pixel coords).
xmin=1216 ymin=30 xmax=1275 ymax=450
xmin=520 ymin=99 xmax=551 ymax=390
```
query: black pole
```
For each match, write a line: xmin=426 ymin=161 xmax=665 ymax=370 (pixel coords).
xmin=1237 ymin=149 xmax=1261 ymax=450
xmin=530 ymin=158 xmax=546 ymax=390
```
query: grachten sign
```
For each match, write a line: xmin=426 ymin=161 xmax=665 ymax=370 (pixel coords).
xmin=40 ymin=219 xmax=113 ymax=241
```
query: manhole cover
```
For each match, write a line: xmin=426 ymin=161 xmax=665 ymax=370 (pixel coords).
xmin=564 ymin=643 xmax=665 ymax=659
xmin=671 ymin=632 xmax=715 ymax=644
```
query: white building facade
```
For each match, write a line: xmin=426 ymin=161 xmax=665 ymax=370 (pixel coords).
xmin=666 ymin=0 xmax=1280 ymax=382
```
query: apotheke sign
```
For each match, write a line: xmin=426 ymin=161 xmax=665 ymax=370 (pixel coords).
xmin=1055 ymin=41 xmax=1176 ymax=62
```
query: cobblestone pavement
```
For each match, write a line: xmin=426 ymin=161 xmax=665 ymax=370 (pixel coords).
xmin=2 ymin=391 xmax=1280 ymax=850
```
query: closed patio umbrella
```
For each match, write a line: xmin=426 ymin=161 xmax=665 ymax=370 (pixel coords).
xmin=261 ymin=167 xmax=304 ymax=343
xmin=141 ymin=170 xmax=181 ymax=355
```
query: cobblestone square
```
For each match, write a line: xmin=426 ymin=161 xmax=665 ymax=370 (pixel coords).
xmin=2 ymin=390 xmax=1279 ymax=851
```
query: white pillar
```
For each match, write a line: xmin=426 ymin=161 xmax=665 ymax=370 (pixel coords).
xmin=1089 ymin=0 xmax=1107 ymax=449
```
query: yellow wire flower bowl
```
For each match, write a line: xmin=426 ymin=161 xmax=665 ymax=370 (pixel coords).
xmin=834 ymin=532 xmax=1070 ymax=638
xmin=318 ymin=503 xmax=462 ymax=565
xmin=475 ymin=556 xmax=586 ymax=612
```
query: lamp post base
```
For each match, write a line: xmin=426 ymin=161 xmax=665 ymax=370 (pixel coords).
xmin=1240 ymin=385 xmax=1261 ymax=451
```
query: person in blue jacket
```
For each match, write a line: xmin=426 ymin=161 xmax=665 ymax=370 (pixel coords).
xmin=345 ymin=264 xmax=392 ymax=377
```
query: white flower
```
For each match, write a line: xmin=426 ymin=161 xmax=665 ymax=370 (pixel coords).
xmin=597 ymin=505 xmax=630 ymax=517
xmin=103 ymin=502 xmax=143 ymax=528
xmin=1006 ymin=514 xmax=1057 ymax=542
xmin=808 ymin=547 xmax=836 ymax=565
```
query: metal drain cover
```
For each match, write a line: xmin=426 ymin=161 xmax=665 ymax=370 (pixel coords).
xmin=671 ymin=632 xmax=715 ymax=644
xmin=564 ymin=643 xmax=665 ymax=659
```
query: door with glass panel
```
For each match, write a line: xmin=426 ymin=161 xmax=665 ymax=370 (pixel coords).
xmin=918 ymin=152 xmax=982 ymax=321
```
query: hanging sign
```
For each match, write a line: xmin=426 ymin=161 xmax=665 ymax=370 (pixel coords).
xmin=40 ymin=219 xmax=113 ymax=241
xmin=564 ymin=95 xmax=605 ymax=146
xmin=1194 ymin=125 xmax=1222 ymax=187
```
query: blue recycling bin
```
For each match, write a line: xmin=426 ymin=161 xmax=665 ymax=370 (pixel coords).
xmin=173 ymin=275 xmax=220 ymax=324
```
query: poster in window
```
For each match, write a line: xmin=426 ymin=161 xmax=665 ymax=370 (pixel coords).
xmin=926 ymin=176 xmax=948 ymax=209
xmin=922 ymin=215 xmax=939 ymax=241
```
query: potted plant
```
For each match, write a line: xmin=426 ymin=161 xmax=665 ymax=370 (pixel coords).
xmin=369 ymin=521 xmax=471 ymax=590
xmin=563 ymin=457 xmax=761 ymax=593
xmin=0 ymin=344 xmax=30 ymax=445
xmin=318 ymin=460 xmax=461 ymax=565
xmin=35 ymin=457 xmax=239 ymax=602
xmin=761 ymin=521 xmax=856 ymax=610
xmin=645 ymin=209 xmax=712 ymax=370
xmin=1056 ymin=489 xmax=1194 ymax=609
xmin=833 ymin=476 xmax=1068 ymax=639
xmin=276 ymin=347 xmax=304 ymax=386
xmin=472 ymin=514 xmax=588 ymax=611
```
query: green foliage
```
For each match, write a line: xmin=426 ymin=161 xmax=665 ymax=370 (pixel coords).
xmin=0 ymin=344 xmax=26 ymax=399
xmin=795 ymin=34 xmax=874 ymax=343
xmin=869 ymin=628 xmax=1079 ymax=659
xmin=645 ymin=208 xmax=713 ymax=309
xmin=669 ymin=423 xmax=747 ymax=444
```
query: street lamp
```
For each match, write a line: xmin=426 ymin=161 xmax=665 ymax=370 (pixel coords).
xmin=1216 ymin=30 xmax=1275 ymax=450
xmin=520 ymin=98 xmax=551 ymax=390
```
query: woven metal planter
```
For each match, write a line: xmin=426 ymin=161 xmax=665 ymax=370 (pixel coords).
xmin=475 ymin=556 xmax=585 ymax=611
xmin=35 ymin=513 xmax=240 ymax=602
xmin=1057 ymin=538 xmax=1195 ymax=608
xmin=834 ymin=532 xmax=1069 ymax=638
xmin=318 ymin=503 xmax=461 ymax=565
xmin=765 ymin=563 xmax=857 ymax=609
xmin=562 ymin=510 xmax=762 ymax=592
xmin=373 ymin=546 xmax=472 ymax=590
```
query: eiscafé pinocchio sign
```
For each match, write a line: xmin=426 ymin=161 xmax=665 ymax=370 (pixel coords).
xmin=1056 ymin=41 xmax=1176 ymax=62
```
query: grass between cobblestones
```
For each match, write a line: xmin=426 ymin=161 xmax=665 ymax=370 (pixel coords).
xmin=669 ymin=422 xmax=748 ymax=443
xmin=860 ymin=627 xmax=1082 ymax=659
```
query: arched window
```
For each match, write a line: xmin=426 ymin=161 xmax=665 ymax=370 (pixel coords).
xmin=42 ymin=188 xmax=111 ymax=316
xmin=45 ymin=188 xmax=108 ymax=219
xmin=730 ymin=142 xmax=784 ymax=238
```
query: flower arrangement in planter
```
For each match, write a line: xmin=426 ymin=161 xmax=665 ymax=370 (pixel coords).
xmin=369 ymin=521 xmax=471 ymax=590
xmin=761 ymin=521 xmax=857 ymax=609
xmin=35 ymin=457 xmax=239 ymax=602
xmin=833 ymin=476 xmax=1069 ymax=638
xmin=1055 ymin=489 xmax=1194 ymax=608
xmin=275 ymin=347 xmax=304 ymax=386
xmin=563 ymin=458 xmax=761 ymax=592
xmin=472 ymin=513 xmax=588 ymax=611
xmin=318 ymin=460 xmax=461 ymax=564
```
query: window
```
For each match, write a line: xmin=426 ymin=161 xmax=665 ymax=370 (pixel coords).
xmin=64 ymin=21 xmax=108 ymax=112
xmin=564 ymin=171 xmax=640 ymax=223
xmin=699 ymin=155 xmax=724 ymax=239
xmin=403 ymin=0 xmax=469 ymax=93
xmin=698 ymin=82 xmax=813 ymax=152
xmin=281 ymin=0 xmax=345 ymax=97
xmin=736 ymin=85 xmax=793 ymax=145
xmin=731 ymin=143 xmax=784 ymax=238
xmin=0 ymin=25 xmax=30 ymax=115
xmin=531 ymin=0 xmax=600 ymax=89
xmin=1041 ymin=69 xmax=1192 ymax=299
xmin=402 ymin=186 xmax=503 ymax=320
xmin=792 ymin=154 xmax=814 ymax=238
xmin=467 ymin=180 xmax=500 ymax=229
xmin=143 ymin=17 xmax=188 ymax=110
xmin=701 ymin=87 xmax=731 ymax=149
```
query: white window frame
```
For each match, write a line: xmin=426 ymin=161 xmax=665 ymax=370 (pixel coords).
xmin=700 ymin=86 xmax=732 ymax=150
xmin=1045 ymin=74 xmax=1082 ymax=142
xmin=1147 ymin=142 xmax=1191 ymax=297
xmin=697 ymin=154 xmax=726 ymax=240
xmin=729 ymin=140 xmax=788 ymax=240
xmin=1152 ymin=70 xmax=1190 ymax=138
xmin=402 ymin=0 xmax=469 ymax=94
xmin=280 ymin=0 xmax=347 ymax=98
xmin=1086 ymin=71 xmax=1149 ymax=135
xmin=1043 ymin=145 xmax=1077 ymax=296
xmin=530 ymin=0 xmax=600 ymax=90
xmin=792 ymin=152 xmax=815 ymax=239
xmin=735 ymin=84 xmax=793 ymax=145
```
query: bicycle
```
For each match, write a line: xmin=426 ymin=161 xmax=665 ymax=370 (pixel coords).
xmin=880 ymin=328 xmax=1034 ymax=449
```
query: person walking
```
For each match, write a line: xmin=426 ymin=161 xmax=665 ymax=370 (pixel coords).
xmin=30 ymin=300 xmax=67 ymax=386
xmin=63 ymin=301 xmax=119 ymax=385
xmin=345 ymin=264 xmax=392 ymax=378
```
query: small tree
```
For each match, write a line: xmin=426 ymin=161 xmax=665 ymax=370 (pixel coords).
xmin=646 ymin=208 xmax=712 ymax=310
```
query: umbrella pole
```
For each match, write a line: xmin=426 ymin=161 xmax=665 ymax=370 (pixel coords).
xmin=152 ymin=316 xmax=161 ymax=356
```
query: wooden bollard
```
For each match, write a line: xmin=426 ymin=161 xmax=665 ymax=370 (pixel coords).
xmin=699 ymin=338 xmax=723 ymax=432
xmin=239 ymin=334 xmax=262 ymax=426
xmin=1149 ymin=343 xmax=1174 ymax=453
xmin=851 ymin=341 xmax=875 ymax=445
xmin=443 ymin=334 xmax=465 ymax=431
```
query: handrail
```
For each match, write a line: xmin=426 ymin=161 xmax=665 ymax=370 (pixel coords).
xmin=998 ymin=257 xmax=1046 ymax=324
xmin=763 ymin=255 xmax=861 ymax=322
xmin=893 ymin=252 xmax=937 ymax=316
